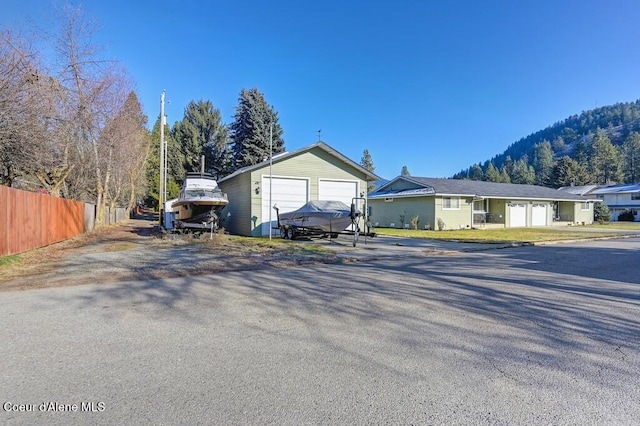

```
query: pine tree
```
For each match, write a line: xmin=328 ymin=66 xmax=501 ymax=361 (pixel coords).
xmin=622 ymin=132 xmax=640 ymax=183
xmin=172 ymin=100 xmax=230 ymax=179
xmin=533 ymin=140 xmax=554 ymax=186
xmin=401 ymin=165 xmax=411 ymax=176
xmin=548 ymin=156 xmax=590 ymax=188
xmin=230 ymin=88 xmax=285 ymax=171
xmin=360 ymin=149 xmax=376 ymax=192
xmin=484 ymin=162 xmax=500 ymax=182
xmin=590 ymin=129 xmax=622 ymax=184
xmin=511 ymin=158 xmax=535 ymax=184
xmin=469 ymin=164 xmax=483 ymax=180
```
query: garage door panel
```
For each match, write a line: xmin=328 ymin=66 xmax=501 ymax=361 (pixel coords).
xmin=261 ymin=177 xmax=308 ymax=235
xmin=318 ymin=180 xmax=359 ymax=207
xmin=532 ymin=204 xmax=547 ymax=226
xmin=509 ymin=203 xmax=527 ymax=227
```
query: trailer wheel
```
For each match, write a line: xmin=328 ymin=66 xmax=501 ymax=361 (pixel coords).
xmin=288 ymin=227 xmax=296 ymax=240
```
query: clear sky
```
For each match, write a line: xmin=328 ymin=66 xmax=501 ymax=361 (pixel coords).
xmin=3 ymin=0 xmax=640 ymax=180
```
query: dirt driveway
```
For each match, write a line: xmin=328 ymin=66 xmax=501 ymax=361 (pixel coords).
xmin=0 ymin=218 xmax=344 ymax=292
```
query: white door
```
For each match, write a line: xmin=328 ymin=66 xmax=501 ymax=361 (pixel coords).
xmin=509 ymin=203 xmax=527 ymax=227
xmin=318 ymin=179 xmax=359 ymax=207
xmin=532 ymin=203 xmax=547 ymax=226
xmin=261 ymin=177 xmax=308 ymax=236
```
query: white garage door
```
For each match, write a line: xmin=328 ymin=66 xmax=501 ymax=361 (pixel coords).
xmin=509 ymin=203 xmax=527 ymax=227
xmin=318 ymin=179 xmax=359 ymax=207
xmin=261 ymin=177 xmax=308 ymax=236
xmin=532 ymin=203 xmax=547 ymax=226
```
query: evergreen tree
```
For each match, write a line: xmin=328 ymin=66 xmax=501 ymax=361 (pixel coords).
xmin=360 ymin=149 xmax=376 ymax=192
xmin=484 ymin=162 xmax=500 ymax=182
xmin=621 ymin=132 xmax=640 ymax=183
xmin=511 ymin=158 xmax=535 ymax=184
xmin=230 ymin=88 xmax=285 ymax=171
xmin=469 ymin=164 xmax=483 ymax=180
xmin=172 ymin=100 xmax=230 ymax=179
xmin=533 ymin=140 xmax=554 ymax=186
xmin=548 ymin=156 xmax=590 ymax=188
xmin=144 ymin=116 xmax=184 ymax=208
xmin=401 ymin=165 xmax=411 ymax=176
xmin=499 ymin=167 xmax=511 ymax=183
xmin=590 ymin=129 xmax=622 ymax=184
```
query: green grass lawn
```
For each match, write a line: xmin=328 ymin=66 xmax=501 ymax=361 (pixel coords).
xmin=373 ymin=227 xmax=625 ymax=243
xmin=589 ymin=222 xmax=640 ymax=230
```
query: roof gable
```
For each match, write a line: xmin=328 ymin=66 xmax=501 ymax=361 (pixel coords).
xmin=219 ymin=141 xmax=380 ymax=183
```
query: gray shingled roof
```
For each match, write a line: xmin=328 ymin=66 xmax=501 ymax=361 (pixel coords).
xmin=371 ymin=177 xmax=594 ymax=201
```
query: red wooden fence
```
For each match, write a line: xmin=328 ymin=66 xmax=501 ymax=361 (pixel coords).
xmin=0 ymin=186 xmax=86 ymax=256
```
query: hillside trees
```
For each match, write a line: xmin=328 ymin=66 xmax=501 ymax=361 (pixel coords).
xmin=453 ymin=100 xmax=640 ymax=186
xmin=589 ymin=130 xmax=622 ymax=184
xmin=548 ymin=156 xmax=590 ymax=188
xmin=621 ymin=132 xmax=640 ymax=183
xmin=230 ymin=88 xmax=284 ymax=171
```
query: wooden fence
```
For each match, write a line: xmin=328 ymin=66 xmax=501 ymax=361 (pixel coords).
xmin=0 ymin=186 xmax=125 ymax=257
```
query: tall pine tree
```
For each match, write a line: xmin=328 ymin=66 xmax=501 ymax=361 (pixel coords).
xmin=230 ymin=88 xmax=284 ymax=171
xmin=590 ymin=129 xmax=622 ymax=184
xmin=622 ymin=132 xmax=640 ymax=183
xmin=360 ymin=149 xmax=376 ymax=192
xmin=172 ymin=100 xmax=230 ymax=179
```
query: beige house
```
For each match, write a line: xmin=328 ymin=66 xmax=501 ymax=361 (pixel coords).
xmin=368 ymin=176 xmax=596 ymax=230
xmin=218 ymin=142 xmax=380 ymax=236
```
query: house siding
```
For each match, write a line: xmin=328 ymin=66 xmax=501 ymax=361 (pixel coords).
xmin=219 ymin=172 xmax=251 ymax=236
xmin=369 ymin=197 xmax=433 ymax=229
xmin=435 ymin=196 xmax=473 ymax=229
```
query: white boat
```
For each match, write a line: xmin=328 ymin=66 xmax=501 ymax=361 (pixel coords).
xmin=274 ymin=200 xmax=359 ymax=238
xmin=172 ymin=172 xmax=228 ymax=230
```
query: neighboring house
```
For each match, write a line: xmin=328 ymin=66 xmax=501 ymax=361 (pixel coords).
xmin=584 ymin=183 xmax=640 ymax=221
xmin=218 ymin=142 xmax=380 ymax=236
xmin=368 ymin=176 xmax=596 ymax=230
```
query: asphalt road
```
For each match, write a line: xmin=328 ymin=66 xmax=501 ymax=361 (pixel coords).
xmin=1 ymin=238 xmax=639 ymax=425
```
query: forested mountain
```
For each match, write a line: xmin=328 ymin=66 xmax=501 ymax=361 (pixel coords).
xmin=453 ymin=100 xmax=640 ymax=188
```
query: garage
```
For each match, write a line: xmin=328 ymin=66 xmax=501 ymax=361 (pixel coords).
xmin=532 ymin=203 xmax=548 ymax=226
xmin=217 ymin=142 xmax=380 ymax=237
xmin=509 ymin=203 xmax=527 ymax=227
xmin=318 ymin=179 xmax=359 ymax=207
xmin=260 ymin=176 xmax=309 ymax=236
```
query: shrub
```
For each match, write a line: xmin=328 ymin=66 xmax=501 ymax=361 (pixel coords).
xmin=618 ymin=209 xmax=635 ymax=222
xmin=437 ymin=217 xmax=446 ymax=231
xmin=593 ymin=202 xmax=611 ymax=224
xmin=410 ymin=215 xmax=419 ymax=230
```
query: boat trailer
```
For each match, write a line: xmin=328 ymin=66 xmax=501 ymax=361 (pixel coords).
xmin=273 ymin=198 xmax=375 ymax=247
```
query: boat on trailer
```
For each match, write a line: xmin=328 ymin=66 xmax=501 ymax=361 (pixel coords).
xmin=171 ymin=172 xmax=228 ymax=231
xmin=274 ymin=199 xmax=370 ymax=242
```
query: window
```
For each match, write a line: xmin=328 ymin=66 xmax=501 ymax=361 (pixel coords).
xmin=442 ymin=197 xmax=460 ymax=210
xmin=581 ymin=202 xmax=591 ymax=211
xmin=473 ymin=200 xmax=485 ymax=212
xmin=632 ymin=193 xmax=640 ymax=200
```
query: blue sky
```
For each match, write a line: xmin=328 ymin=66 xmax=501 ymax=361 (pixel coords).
xmin=3 ymin=0 xmax=640 ymax=180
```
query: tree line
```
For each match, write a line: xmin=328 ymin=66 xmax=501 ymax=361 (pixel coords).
xmin=0 ymin=5 xmax=286 ymax=216
xmin=453 ymin=101 xmax=640 ymax=188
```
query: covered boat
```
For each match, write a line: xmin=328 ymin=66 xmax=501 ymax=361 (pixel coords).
xmin=171 ymin=172 xmax=228 ymax=230
xmin=274 ymin=200 xmax=359 ymax=239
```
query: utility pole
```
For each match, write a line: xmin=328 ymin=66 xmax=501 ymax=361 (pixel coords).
xmin=159 ymin=90 xmax=165 ymax=225
xmin=269 ymin=122 xmax=273 ymax=240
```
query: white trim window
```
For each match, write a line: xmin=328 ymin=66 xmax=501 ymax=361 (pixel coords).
xmin=442 ymin=196 xmax=460 ymax=210
xmin=581 ymin=202 xmax=591 ymax=211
